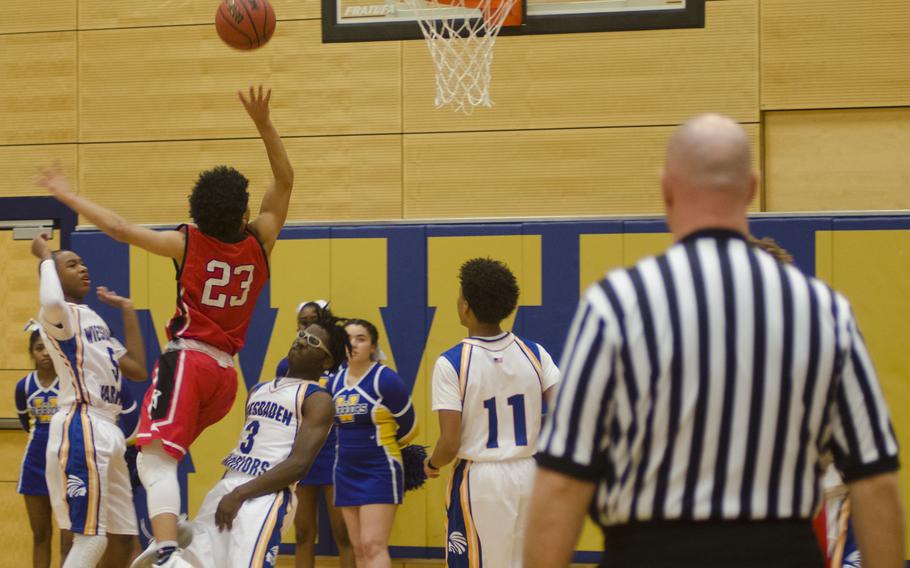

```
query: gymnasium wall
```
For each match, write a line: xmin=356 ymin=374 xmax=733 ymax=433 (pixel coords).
xmin=0 ymin=0 xmax=908 ymax=217
xmin=1 ymin=214 xmax=901 ymax=560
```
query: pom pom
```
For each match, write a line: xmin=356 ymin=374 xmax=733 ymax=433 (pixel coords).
xmin=402 ymin=444 xmax=429 ymax=492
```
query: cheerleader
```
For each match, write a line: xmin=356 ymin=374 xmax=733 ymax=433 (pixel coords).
xmin=331 ymin=319 xmax=418 ymax=568
xmin=15 ymin=327 xmax=71 ymax=568
xmin=275 ymin=301 xmax=354 ymax=568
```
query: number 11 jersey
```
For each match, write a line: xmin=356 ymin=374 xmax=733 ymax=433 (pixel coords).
xmin=167 ymin=224 xmax=269 ymax=356
xmin=431 ymin=332 xmax=560 ymax=462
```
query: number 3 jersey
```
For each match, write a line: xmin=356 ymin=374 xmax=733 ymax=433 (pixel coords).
xmin=222 ymin=377 xmax=325 ymax=477
xmin=167 ymin=224 xmax=269 ymax=356
xmin=431 ymin=332 xmax=560 ymax=462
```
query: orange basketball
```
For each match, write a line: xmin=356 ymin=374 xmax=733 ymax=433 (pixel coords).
xmin=215 ymin=0 xmax=276 ymax=50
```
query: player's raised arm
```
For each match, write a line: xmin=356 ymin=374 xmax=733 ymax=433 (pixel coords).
xmin=96 ymin=286 xmax=148 ymax=382
xmin=33 ymin=165 xmax=185 ymax=263
xmin=241 ymin=85 xmax=294 ymax=255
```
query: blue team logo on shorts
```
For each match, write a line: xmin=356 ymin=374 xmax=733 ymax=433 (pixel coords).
xmin=66 ymin=474 xmax=87 ymax=498
xmin=266 ymin=545 xmax=279 ymax=566
xmin=448 ymin=531 xmax=467 ymax=555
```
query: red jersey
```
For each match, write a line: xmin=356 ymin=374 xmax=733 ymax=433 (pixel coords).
xmin=167 ymin=225 xmax=269 ymax=355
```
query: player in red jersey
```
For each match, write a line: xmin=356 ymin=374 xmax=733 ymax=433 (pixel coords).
xmin=34 ymin=85 xmax=294 ymax=568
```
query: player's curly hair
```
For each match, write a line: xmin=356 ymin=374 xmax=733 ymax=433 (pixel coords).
xmin=459 ymin=257 xmax=520 ymax=325
xmin=189 ymin=166 xmax=250 ymax=241
xmin=312 ymin=314 xmax=351 ymax=375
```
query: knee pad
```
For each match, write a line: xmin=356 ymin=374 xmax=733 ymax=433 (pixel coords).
xmin=137 ymin=448 xmax=181 ymax=518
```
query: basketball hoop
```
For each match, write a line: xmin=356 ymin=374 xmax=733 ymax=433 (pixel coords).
xmin=401 ymin=0 xmax=521 ymax=114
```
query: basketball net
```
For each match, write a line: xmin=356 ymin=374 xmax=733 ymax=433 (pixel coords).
xmin=404 ymin=0 xmax=519 ymax=114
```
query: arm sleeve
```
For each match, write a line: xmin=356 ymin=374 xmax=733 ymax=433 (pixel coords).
xmin=537 ymin=344 xmax=561 ymax=392
xmin=431 ymin=356 xmax=462 ymax=412
xmin=15 ymin=380 xmax=29 ymax=433
xmin=829 ymin=305 xmax=900 ymax=482
xmin=536 ymin=286 xmax=619 ymax=481
xmin=38 ymin=259 xmax=76 ymax=341
xmin=379 ymin=369 xmax=418 ymax=445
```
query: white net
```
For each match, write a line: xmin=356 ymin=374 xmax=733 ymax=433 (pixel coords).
xmin=402 ymin=0 xmax=517 ymax=114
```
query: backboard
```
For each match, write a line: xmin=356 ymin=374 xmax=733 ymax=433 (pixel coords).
xmin=323 ymin=0 xmax=704 ymax=42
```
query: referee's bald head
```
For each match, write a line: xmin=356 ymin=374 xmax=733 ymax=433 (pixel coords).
xmin=661 ymin=114 xmax=758 ymax=238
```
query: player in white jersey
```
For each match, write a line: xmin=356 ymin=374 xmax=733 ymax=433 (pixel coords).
xmin=31 ymin=234 xmax=149 ymax=568
xmin=133 ymin=317 xmax=343 ymax=568
xmin=424 ymin=258 xmax=560 ymax=568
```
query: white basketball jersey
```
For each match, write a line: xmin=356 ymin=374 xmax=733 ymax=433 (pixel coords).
xmin=432 ymin=333 xmax=560 ymax=462
xmin=222 ymin=377 xmax=319 ymax=476
xmin=40 ymin=303 xmax=126 ymax=421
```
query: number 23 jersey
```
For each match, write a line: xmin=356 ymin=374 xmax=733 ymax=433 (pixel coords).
xmin=167 ymin=224 xmax=269 ymax=356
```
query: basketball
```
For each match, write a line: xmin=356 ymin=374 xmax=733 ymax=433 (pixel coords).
xmin=215 ymin=0 xmax=276 ymax=50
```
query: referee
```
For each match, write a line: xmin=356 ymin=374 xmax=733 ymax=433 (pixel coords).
xmin=525 ymin=114 xmax=904 ymax=568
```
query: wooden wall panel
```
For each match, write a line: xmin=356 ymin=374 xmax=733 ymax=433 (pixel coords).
xmin=0 ymin=482 xmax=32 ymax=567
xmin=79 ymin=0 xmax=320 ymax=30
xmin=403 ymin=124 xmax=760 ymax=219
xmin=78 ymin=20 xmax=400 ymax=142
xmin=0 ymin=230 xmax=60 ymax=370
xmin=0 ymin=32 xmax=76 ymax=144
xmin=764 ymin=108 xmax=910 ymax=212
xmin=0 ymin=144 xmax=76 ymax=198
xmin=404 ymin=0 xmax=758 ymax=132
xmin=0 ymin=0 xmax=76 ymax=34
xmin=78 ymin=136 xmax=402 ymax=224
xmin=761 ymin=0 xmax=910 ymax=110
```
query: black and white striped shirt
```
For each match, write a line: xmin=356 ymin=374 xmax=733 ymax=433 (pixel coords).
xmin=538 ymin=229 xmax=899 ymax=527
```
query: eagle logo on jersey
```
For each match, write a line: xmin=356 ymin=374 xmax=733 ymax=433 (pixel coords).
xmin=448 ymin=531 xmax=468 ymax=555
xmin=66 ymin=475 xmax=87 ymax=498
xmin=266 ymin=545 xmax=279 ymax=566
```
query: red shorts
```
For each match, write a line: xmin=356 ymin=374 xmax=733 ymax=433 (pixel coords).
xmin=137 ymin=349 xmax=238 ymax=460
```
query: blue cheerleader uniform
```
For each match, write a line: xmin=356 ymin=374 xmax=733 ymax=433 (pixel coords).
xmin=15 ymin=372 xmax=60 ymax=496
xmin=330 ymin=363 xmax=418 ymax=507
xmin=276 ymin=357 xmax=337 ymax=486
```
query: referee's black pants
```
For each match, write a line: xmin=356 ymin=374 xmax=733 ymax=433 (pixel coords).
xmin=601 ymin=520 xmax=825 ymax=568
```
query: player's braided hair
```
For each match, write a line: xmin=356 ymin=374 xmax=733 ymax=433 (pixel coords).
xmin=312 ymin=314 xmax=351 ymax=374
xmin=747 ymin=235 xmax=794 ymax=265
xmin=459 ymin=257 xmax=520 ymax=325
xmin=189 ymin=166 xmax=250 ymax=241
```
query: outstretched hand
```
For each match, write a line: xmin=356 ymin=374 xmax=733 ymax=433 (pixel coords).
xmin=96 ymin=286 xmax=133 ymax=310
xmin=239 ymin=85 xmax=272 ymax=128
xmin=31 ymin=233 xmax=53 ymax=261
xmin=33 ymin=164 xmax=75 ymax=200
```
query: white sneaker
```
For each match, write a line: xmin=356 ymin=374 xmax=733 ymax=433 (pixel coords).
xmin=128 ymin=520 xmax=194 ymax=568
xmin=151 ymin=550 xmax=194 ymax=568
